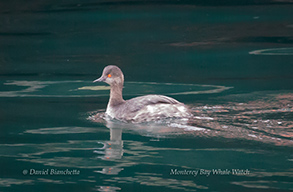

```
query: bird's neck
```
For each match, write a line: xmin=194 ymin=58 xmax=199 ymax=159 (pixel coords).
xmin=109 ymin=83 xmax=125 ymax=106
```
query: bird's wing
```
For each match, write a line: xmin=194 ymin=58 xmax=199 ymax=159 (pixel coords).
xmin=125 ymin=94 xmax=182 ymax=112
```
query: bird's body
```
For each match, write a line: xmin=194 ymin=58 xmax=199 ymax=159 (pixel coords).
xmin=94 ymin=65 xmax=191 ymax=122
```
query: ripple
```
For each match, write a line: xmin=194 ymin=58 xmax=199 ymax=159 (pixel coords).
xmin=188 ymin=91 xmax=293 ymax=146
xmin=104 ymin=175 xmax=208 ymax=191
xmin=0 ymin=80 xmax=232 ymax=97
xmin=0 ymin=178 xmax=34 ymax=187
xmin=249 ymin=47 xmax=293 ymax=55
xmin=24 ymin=127 xmax=106 ymax=134
xmin=231 ymin=180 xmax=293 ymax=190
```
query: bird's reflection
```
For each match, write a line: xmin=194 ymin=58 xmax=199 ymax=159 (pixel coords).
xmin=93 ymin=119 xmax=125 ymax=175
xmin=96 ymin=186 xmax=121 ymax=192
xmin=91 ymin=115 xmax=181 ymax=175
xmin=94 ymin=120 xmax=124 ymax=160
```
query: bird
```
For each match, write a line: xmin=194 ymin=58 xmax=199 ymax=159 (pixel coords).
xmin=93 ymin=65 xmax=191 ymax=123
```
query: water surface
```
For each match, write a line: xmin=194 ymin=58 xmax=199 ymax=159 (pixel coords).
xmin=0 ymin=1 xmax=292 ymax=191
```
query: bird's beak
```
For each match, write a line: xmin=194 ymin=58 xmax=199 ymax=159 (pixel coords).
xmin=93 ymin=76 xmax=106 ymax=83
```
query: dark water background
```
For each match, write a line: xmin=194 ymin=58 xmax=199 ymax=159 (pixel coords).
xmin=0 ymin=0 xmax=293 ymax=191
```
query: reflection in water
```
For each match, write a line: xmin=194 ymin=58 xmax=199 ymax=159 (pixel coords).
xmin=94 ymin=124 xmax=124 ymax=175
xmin=94 ymin=129 xmax=123 ymax=161
xmin=96 ymin=186 xmax=121 ymax=192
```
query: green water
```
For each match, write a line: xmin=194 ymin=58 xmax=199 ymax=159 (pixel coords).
xmin=0 ymin=1 xmax=293 ymax=191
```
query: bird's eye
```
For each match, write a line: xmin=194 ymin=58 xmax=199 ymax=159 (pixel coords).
xmin=107 ymin=74 xmax=112 ymax=78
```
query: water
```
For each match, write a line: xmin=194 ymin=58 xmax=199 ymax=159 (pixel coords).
xmin=0 ymin=1 xmax=293 ymax=191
